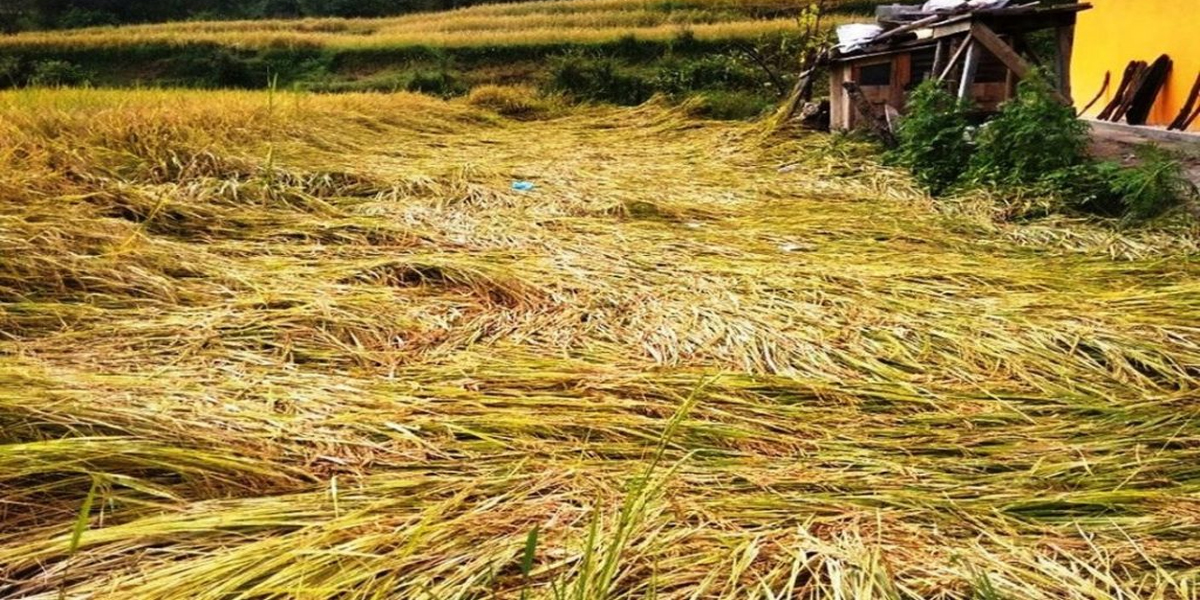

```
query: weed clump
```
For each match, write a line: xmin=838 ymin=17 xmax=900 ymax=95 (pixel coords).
xmin=1096 ymin=146 xmax=1197 ymax=221
xmin=682 ymin=90 xmax=772 ymax=120
xmin=466 ymin=84 xmax=555 ymax=119
xmin=547 ymin=52 xmax=653 ymax=106
xmin=652 ymin=54 xmax=762 ymax=96
xmin=885 ymin=81 xmax=971 ymax=195
xmin=891 ymin=74 xmax=1196 ymax=223
xmin=405 ymin=68 xmax=467 ymax=97
xmin=0 ymin=57 xmax=91 ymax=88
xmin=964 ymin=75 xmax=1090 ymax=188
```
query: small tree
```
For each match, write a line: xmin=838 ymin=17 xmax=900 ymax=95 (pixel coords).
xmin=736 ymin=2 xmax=832 ymax=98
xmin=885 ymin=80 xmax=971 ymax=195
xmin=964 ymin=71 xmax=1090 ymax=187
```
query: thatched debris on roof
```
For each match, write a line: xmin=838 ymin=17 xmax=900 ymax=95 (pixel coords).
xmin=821 ymin=1 xmax=1092 ymax=131
xmin=832 ymin=1 xmax=1090 ymax=60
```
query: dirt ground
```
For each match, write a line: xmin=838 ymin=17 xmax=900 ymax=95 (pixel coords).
xmin=1088 ymin=120 xmax=1200 ymax=186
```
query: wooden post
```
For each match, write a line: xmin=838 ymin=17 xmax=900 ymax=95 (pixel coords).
xmin=892 ymin=54 xmax=911 ymax=108
xmin=937 ymin=36 xmax=971 ymax=83
xmin=1012 ymin=33 xmax=1042 ymax=66
xmin=957 ymin=41 xmax=981 ymax=100
xmin=971 ymin=22 xmax=1071 ymax=105
xmin=776 ymin=66 xmax=819 ymax=123
xmin=829 ymin=64 xmax=850 ymax=130
xmin=932 ymin=39 xmax=947 ymax=78
xmin=843 ymin=82 xmax=897 ymax=147
xmin=1055 ymin=24 xmax=1076 ymax=102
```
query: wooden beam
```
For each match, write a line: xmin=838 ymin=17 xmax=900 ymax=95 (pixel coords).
xmin=892 ymin=54 xmax=911 ymax=108
xmin=1055 ymin=24 xmax=1075 ymax=101
xmin=1168 ymin=73 xmax=1200 ymax=131
xmin=1184 ymin=103 xmax=1200 ymax=131
xmin=958 ymin=41 xmax=981 ymax=100
xmin=929 ymin=17 xmax=974 ymax=40
xmin=1098 ymin=61 xmax=1142 ymax=121
xmin=937 ymin=36 xmax=971 ymax=83
xmin=932 ymin=39 xmax=947 ymax=77
xmin=776 ymin=66 xmax=819 ymax=122
xmin=1124 ymin=54 xmax=1173 ymax=126
xmin=829 ymin=64 xmax=851 ymax=130
xmin=970 ymin=22 xmax=1070 ymax=105
xmin=870 ymin=14 xmax=942 ymax=45
xmin=1077 ymin=70 xmax=1110 ymax=117
xmin=842 ymin=82 xmax=897 ymax=147
xmin=1112 ymin=61 xmax=1154 ymax=122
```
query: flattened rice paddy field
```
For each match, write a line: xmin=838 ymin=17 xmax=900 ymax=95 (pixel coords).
xmin=2 ymin=89 xmax=1199 ymax=599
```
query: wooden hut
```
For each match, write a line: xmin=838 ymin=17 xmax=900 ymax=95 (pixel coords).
xmin=826 ymin=2 xmax=1091 ymax=132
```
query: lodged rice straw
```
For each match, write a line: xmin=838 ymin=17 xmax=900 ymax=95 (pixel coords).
xmin=0 ymin=88 xmax=1198 ymax=599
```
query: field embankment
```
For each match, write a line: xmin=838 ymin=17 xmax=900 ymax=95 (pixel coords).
xmin=1 ymin=88 xmax=1199 ymax=598
xmin=0 ymin=0 xmax=867 ymax=108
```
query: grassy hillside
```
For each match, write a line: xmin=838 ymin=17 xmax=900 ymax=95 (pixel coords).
xmin=1 ymin=0 xmax=862 ymax=50
xmin=0 ymin=0 xmax=867 ymax=111
xmin=2 ymin=87 xmax=1199 ymax=599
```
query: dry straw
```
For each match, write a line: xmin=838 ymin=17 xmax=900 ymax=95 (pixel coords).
xmin=1 ymin=88 xmax=1198 ymax=599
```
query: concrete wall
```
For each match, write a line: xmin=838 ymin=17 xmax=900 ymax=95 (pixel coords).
xmin=1072 ymin=0 xmax=1200 ymax=131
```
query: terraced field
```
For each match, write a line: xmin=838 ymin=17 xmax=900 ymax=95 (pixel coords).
xmin=1 ymin=87 xmax=1198 ymax=599
xmin=0 ymin=0 xmax=862 ymax=50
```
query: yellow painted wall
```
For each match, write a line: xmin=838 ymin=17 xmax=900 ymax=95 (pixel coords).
xmin=1072 ymin=0 xmax=1200 ymax=131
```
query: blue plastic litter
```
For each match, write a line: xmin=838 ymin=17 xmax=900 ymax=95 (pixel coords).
xmin=511 ymin=181 xmax=536 ymax=192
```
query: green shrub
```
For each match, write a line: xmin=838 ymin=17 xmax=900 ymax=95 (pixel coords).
xmin=885 ymin=80 xmax=971 ymax=195
xmin=1106 ymin=145 xmax=1197 ymax=222
xmin=653 ymin=55 xmax=763 ymax=96
xmin=886 ymin=73 xmax=1195 ymax=224
xmin=0 ymin=56 xmax=23 ymax=89
xmin=667 ymin=27 xmax=702 ymax=53
xmin=467 ymin=85 xmax=555 ymax=119
xmin=301 ymin=72 xmax=409 ymax=93
xmin=57 ymin=8 xmax=119 ymax=29
xmin=28 ymin=60 xmax=89 ymax=87
xmin=405 ymin=69 xmax=467 ymax=97
xmin=1037 ymin=146 xmax=1195 ymax=222
xmin=167 ymin=48 xmax=257 ymax=88
xmin=965 ymin=72 xmax=1089 ymax=187
xmin=547 ymin=53 xmax=652 ymax=106
xmin=1037 ymin=161 xmax=1127 ymax=217
xmin=682 ymin=91 xmax=771 ymax=121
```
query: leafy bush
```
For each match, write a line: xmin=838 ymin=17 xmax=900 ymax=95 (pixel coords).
xmin=889 ymin=73 xmax=1195 ymax=224
xmin=167 ymin=48 xmax=257 ymax=88
xmin=28 ymin=60 xmax=89 ymax=87
xmin=1037 ymin=161 xmax=1126 ymax=217
xmin=885 ymin=80 xmax=971 ymax=195
xmin=1106 ymin=146 xmax=1197 ymax=222
xmin=57 ymin=8 xmax=119 ymax=29
xmin=405 ymin=69 xmax=467 ymax=97
xmin=653 ymin=55 xmax=763 ymax=96
xmin=965 ymin=72 xmax=1089 ymax=187
xmin=301 ymin=72 xmax=409 ymax=93
xmin=682 ymin=91 xmax=772 ymax=121
xmin=1038 ymin=147 xmax=1195 ymax=222
xmin=547 ymin=53 xmax=653 ymax=106
xmin=0 ymin=56 xmax=23 ymax=89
